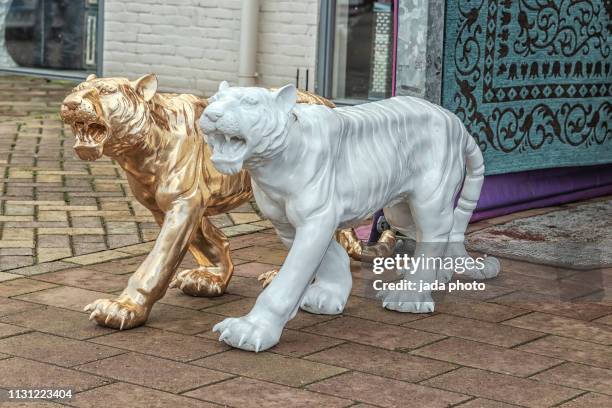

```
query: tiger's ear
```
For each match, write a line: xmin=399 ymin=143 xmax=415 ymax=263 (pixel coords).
xmin=86 ymin=74 xmax=97 ymax=81
xmin=274 ymin=84 xmax=297 ymax=114
xmin=218 ymin=81 xmax=230 ymax=92
xmin=132 ymin=74 xmax=158 ymax=102
xmin=194 ymin=99 xmax=208 ymax=120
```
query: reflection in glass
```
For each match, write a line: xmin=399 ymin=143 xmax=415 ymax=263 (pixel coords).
xmin=2 ymin=0 xmax=97 ymax=71
xmin=332 ymin=0 xmax=394 ymax=101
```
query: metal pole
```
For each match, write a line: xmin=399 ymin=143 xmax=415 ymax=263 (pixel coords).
xmin=238 ymin=0 xmax=259 ymax=86
xmin=40 ymin=0 xmax=46 ymax=66
xmin=315 ymin=0 xmax=336 ymax=98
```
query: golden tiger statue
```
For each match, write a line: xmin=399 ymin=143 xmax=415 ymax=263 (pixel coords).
xmin=60 ymin=74 xmax=393 ymax=330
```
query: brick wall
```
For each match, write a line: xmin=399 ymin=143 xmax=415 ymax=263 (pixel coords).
xmin=102 ymin=0 xmax=319 ymax=96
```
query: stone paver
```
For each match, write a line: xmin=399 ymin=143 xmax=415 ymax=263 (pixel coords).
xmin=13 ymin=286 xmax=109 ymax=312
xmin=284 ymin=309 xmax=339 ymax=329
xmin=308 ymin=371 xmax=470 ymax=407
xmin=493 ymin=290 xmax=612 ymax=320
xmin=516 ymin=335 xmax=612 ymax=370
xmin=594 ymin=313 xmax=612 ymax=326
xmin=503 ymin=312 xmax=612 ymax=345
xmin=342 ymin=295 xmax=425 ymax=325
xmin=412 ymin=337 xmax=562 ymax=377
xmin=202 ymin=297 xmax=256 ymax=316
xmin=0 ymin=357 xmax=111 ymax=392
xmin=89 ymin=326 xmax=228 ymax=362
xmin=423 ymin=367 xmax=583 ymax=408
xmin=1 ymin=75 xmax=611 ymax=406
xmin=405 ymin=313 xmax=544 ymax=347
xmin=223 ymin=275 xmax=265 ymax=298
xmin=305 ymin=315 xmax=444 ymax=350
xmin=7 ymin=261 xmax=76 ymax=276
xmin=531 ymin=362 xmax=612 ymax=395
xmin=0 ymin=272 xmax=19 ymax=282
xmin=233 ymin=246 xmax=287 ymax=265
xmin=269 ymin=328 xmax=345 ymax=357
xmin=84 ymin=255 xmax=146 ymax=275
xmin=306 ymin=342 xmax=456 ymax=382
xmin=233 ymin=261 xmax=277 ymax=279
xmin=0 ymin=401 xmax=64 ymax=407
xmin=0 ymin=322 xmax=30 ymax=338
xmin=159 ymin=286 xmax=241 ymax=310
xmin=0 ymin=332 xmax=123 ymax=367
xmin=0 ymin=278 xmax=57 ymax=297
xmin=67 ymin=382 xmax=214 ymax=408
xmin=557 ymin=393 xmax=612 ymax=408
xmin=0 ymin=305 xmax=114 ymax=339
xmin=76 ymin=352 xmax=231 ymax=393
xmin=0 ymin=297 xmax=41 ymax=317
xmin=435 ymin=295 xmax=528 ymax=322
xmin=193 ymin=349 xmax=347 ymax=387
xmin=456 ymin=398 xmax=520 ymax=408
xmin=145 ymin=304 xmax=223 ymax=335
xmin=32 ymin=267 xmax=129 ymax=293
xmin=185 ymin=377 xmax=353 ymax=408
xmin=491 ymin=271 xmax=596 ymax=300
xmin=63 ymin=250 xmax=133 ymax=265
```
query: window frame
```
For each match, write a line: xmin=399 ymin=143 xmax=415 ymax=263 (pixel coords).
xmin=316 ymin=0 xmax=397 ymax=105
xmin=0 ymin=0 xmax=104 ymax=81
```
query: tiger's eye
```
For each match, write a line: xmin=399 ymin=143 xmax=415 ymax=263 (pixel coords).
xmin=98 ymin=85 xmax=117 ymax=95
xmin=241 ymin=97 xmax=258 ymax=106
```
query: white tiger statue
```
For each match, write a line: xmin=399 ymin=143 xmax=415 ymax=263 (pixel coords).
xmin=200 ymin=82 xmax=501 ymax=352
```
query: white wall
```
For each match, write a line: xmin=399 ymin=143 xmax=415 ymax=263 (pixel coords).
xmin=102 ymin=0 xmax=319 ymax=96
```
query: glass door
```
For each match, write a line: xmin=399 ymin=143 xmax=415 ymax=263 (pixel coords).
xmin=318 ymin=0 xmax=396 ymax=103
xmin=0 ymin=0 xmax=99 ymax=76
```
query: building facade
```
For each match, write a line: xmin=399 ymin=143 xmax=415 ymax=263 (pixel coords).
xmin=0 ymin=0 xmax=321 ymax=97
xmin=102 ymin=0 xmax=319 ymax=95
xmin=0 ymin=1 xmax=439 ymax=100
xmin=0 ymin=0 xmax=610 ymax=217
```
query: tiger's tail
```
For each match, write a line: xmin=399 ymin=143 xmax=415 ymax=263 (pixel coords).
xmin=448 ymin=130 xmax=500 ymax=279
xmin=450 ymin=132 xmax=485 ymax=242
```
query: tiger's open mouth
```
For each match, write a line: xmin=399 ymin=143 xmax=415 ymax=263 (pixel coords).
xmin=210 ymin=132 xmax=247 ymax=157
xmin=70 ymin=120 xmax=110 ymax=161
xmin=207 ymin=131 xmax=248 ymax=174
xmin=71 ymin=121 xmax=108 ymax=144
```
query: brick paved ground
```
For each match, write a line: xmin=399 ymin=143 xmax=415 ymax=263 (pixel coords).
xmin=0 ymin=76 xmax=270 ymax=274
xmin=0 ymin=75 xmax=610 ymax=407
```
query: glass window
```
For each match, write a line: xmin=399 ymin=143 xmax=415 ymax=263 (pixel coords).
xmin=320 ymin=0 xmax=395 ymax=102
xmin=0 ymin=0 xmax=99 ymax=74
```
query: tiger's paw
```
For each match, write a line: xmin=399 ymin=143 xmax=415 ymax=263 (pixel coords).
xmin=170 ymin=267 xmax=227 ymax=297
xmin=257 ymin=269 xmax=279 ymax=288
xmin=380 ymin=289 xmax=435 ymax=313
xmin=300 ymin=283 xmax=348 ymax=315
xmin=84 ymin=297 xmax=148 ymax=330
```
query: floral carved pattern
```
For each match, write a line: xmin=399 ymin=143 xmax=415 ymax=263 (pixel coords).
xmin=443 ymin=0 xmax=611 ymax=173
xmin=513 ymin=0 xmax=610 ymax=58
